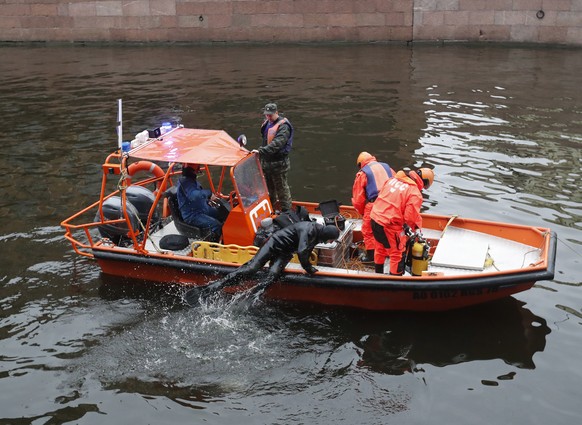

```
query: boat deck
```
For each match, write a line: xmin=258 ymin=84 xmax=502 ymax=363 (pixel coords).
xmin=427 ymin=226 xmax=541 ymax=276
xmin=144 ymin=220 xmax=193 ymax=256
xmin=144 ymin=218 xmax=542 ymax=278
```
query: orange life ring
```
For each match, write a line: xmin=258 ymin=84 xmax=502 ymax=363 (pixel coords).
xmin=126 ymin=161 xmax=167 ymax=192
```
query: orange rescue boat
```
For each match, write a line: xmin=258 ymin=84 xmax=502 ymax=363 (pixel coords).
xmin=61 ymin=124 xmax=556 ymax=311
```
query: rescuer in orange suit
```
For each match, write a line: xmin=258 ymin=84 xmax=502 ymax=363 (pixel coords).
xmin=369 ymin=168 xmax=435 ymax=275
xmin=351 ymin=152 xmax=395 ymax=263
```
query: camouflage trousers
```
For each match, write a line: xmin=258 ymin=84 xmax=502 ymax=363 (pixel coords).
xmin=261 ymin=157 xmax=292 ymax=212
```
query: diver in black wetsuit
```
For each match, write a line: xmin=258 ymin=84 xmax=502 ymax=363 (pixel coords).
xmin=185 ymin=221 xmax=339 ymax=305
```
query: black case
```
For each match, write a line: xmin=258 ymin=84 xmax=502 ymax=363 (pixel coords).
xmin=316 ymin=200 xmax=345 ymax=231
xmin=148 ymin=127 xmax=162 ymax=138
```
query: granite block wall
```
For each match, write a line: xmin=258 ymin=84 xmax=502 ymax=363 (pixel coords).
xmin=413 ymin=0 xmax=582 ymax=45
xmin=0 ymin=0 xmax=580 ymax=45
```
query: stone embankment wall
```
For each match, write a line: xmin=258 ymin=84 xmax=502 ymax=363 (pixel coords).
xmin=414 ymin=0 xmax=582 ymax=45
xmin=1 ymin=0 xmax=581 ymax=46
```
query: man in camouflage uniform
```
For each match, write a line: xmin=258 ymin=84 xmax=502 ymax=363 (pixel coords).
xmin=254 ymin=103 xmax=294 ymax=212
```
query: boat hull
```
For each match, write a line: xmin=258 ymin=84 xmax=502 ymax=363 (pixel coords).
xmin=93 ymin=232 xmax=556 ymax=311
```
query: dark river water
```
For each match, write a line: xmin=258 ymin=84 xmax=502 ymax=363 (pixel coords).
xmin=1 ymin=43 xmax=581 ymax=424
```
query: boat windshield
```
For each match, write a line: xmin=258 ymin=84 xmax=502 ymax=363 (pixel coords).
xmin=233 ymin=155 xmax=268 ymax=209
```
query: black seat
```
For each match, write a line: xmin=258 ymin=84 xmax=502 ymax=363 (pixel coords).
xmin=164 ymin=186 xmax=219 ymax=241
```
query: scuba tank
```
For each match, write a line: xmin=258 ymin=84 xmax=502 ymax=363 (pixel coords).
xmin=253 ymin=217 xmax=275 ymax=247
xmin=406 ymin=231 xmax=431 ymax=276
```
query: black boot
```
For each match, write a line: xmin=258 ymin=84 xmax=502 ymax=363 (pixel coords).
xmin=375 ymin=263 xmax=384 ymax=274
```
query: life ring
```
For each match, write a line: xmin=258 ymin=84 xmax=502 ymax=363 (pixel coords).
xmin=126 ymin=161 xmax=168 ymax=192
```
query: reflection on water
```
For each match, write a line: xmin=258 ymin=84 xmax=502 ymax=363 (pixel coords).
xmin=355 ymin=298 xmax=549 ymax=373
xmin=410 ymin=47 xmax=582 ymax=234
xmin=0 ymin=43 xmax=581 ymax=424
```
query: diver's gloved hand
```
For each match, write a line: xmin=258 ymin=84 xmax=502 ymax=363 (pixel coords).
xmin=305 ymin=266 xmax=318 ymax=275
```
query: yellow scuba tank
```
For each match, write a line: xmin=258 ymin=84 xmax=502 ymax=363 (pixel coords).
xmin=411 ymin=238 xmax=430 ymax=276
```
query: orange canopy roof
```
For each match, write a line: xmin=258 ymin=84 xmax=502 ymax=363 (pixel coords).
xmin=129 ymin=127 xmax=250 ymax=166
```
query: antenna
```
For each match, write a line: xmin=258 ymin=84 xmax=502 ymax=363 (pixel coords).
xmin=117 ymin=99 xmax=123 ymax=149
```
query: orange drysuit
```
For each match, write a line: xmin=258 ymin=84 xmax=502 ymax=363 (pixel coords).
xmin=351 ymin=156 xmax=394 ymax=251
xmin=369 ymin=171 xmax=424 ymax=275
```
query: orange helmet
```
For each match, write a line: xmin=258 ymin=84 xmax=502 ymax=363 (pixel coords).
xmin=417 ymin=168 xmax=435 ymax=189
xmin=356 ymin=151 xmax=373 ymax=168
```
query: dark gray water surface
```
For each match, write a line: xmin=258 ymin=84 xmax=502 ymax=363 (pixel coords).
xmin=1 ymin=43 xmax=581 ymax=425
